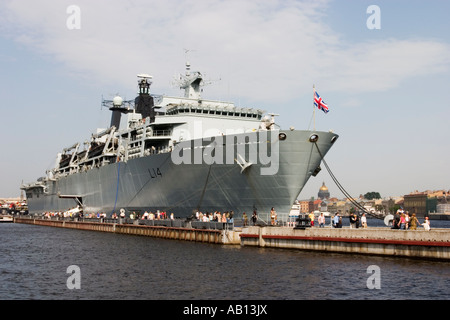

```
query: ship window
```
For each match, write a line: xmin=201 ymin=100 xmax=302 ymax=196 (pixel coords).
xmin=309 ymin=134 xmax=319 ymax=142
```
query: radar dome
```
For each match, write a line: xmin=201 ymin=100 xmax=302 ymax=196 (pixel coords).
xmin=113 ymin=95 xmax=123 ymax=106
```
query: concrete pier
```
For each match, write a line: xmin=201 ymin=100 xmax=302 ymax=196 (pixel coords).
xmin=14 ymin=217 xmax=241 ymax=245
xmin=12 ymin=218 xmax=450 ymax=260
xmin=240 ymin=226 xmax=450 ymax=260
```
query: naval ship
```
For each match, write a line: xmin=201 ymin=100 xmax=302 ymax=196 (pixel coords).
xmin=21 ymin=63 xmax=339 ymax=221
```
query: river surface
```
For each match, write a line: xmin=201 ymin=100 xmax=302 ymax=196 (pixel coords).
xmin=0 ymin=221 xmax=449 ymax=301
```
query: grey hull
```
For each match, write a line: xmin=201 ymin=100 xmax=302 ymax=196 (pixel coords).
xmin=25 ymin=129 xmax=338 ymax=221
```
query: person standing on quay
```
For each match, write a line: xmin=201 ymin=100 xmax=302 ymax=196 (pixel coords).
xmin=318 ymin=212 xmax=325 ymax=228
xmin=399 ymin=212 xmax=406 ymax=230
xmin=405 ymin=211 xmax=410 ymax=229
xmin=251 ymin=211 xmax=258 ymax=226
xmin=333 ymin=212 xmax=342 ymax=228
xmin=309 ymin=212 xmax=315 ymax=227
xmin=409 ymin=213 xmax=419 ymax=230
xmin=361 ymin=213 xmax=367 ymax=228
xmin=349 ymin=213 xmax=357 ymax=228
xmin=392 ymin=210 xmax=401 ymax=229
xmin=270 ymin=207 xmax=276 ymax=225
xmin=422 ymin=216 xmax=431 ymax=231
xmin=242 ymin=212 xmax=248 ymax=227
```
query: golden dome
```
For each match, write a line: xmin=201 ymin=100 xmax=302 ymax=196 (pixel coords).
xmin=318 ymin=182 xmax=330 ymax=200
xmin=319 ymin=182 xmax=328 ymax=191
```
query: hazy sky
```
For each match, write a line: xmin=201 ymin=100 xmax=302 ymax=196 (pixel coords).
xmin=0 ymin=0 xmax=449 ymax=200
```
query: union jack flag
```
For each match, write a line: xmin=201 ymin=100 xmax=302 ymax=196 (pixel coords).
xmin=314 ymin=91 xmax=329 ymax=113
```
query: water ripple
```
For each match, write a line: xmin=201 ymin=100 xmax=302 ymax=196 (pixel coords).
xmin=0 ymin=223 xmax=449 ymax=300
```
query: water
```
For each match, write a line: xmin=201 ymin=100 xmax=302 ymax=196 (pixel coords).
xmin=0 ymin=222 xmax=449 ymax=301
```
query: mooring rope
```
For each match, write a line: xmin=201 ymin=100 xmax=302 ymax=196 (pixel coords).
xmin=313 ymin=142 xmax=382 ymax=219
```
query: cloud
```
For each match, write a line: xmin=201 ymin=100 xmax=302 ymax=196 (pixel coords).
xmin=1 ymin=0 xmax=450 ymax=103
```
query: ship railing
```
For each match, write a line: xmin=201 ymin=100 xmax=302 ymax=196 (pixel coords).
xmin=148 ymin=129 xmax=172 ymax=137
xmin=26 ymin=215 xmax=234 ymax=230
xmin=137 ymin=219 xmax=233 ymax=230
xmin=15 ymin=214 xmax=293 ymax=229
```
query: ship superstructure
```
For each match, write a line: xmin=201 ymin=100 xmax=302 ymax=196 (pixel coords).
xmin=21 ymin=63 xmax=338 ymax=221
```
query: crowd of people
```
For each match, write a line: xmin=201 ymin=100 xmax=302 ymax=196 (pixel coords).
xmin=39 ymin=207 xmax=247 ymax=224
xmin=305 ymin=210 xmax=431 ymax=231
xmin=391 ymin=209 xmax=430 ymax=231
xmin=329 ymin=212 xmax=368 ymax=229
xmin=192 ymin=210 xmax=235 ymax=223
xmin=40 ymin=206 xmax=431 ymax=231
xmin=117 ymin=210 xmax=174 ymax=220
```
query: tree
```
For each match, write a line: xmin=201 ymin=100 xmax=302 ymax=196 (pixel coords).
xmin=364 ymin=192 xmax=381 ymax=200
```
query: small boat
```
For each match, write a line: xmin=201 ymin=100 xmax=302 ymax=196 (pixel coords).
xmin=0 ymin=216 xmax=13 ymax=223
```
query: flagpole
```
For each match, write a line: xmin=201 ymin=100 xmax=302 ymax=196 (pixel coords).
xmin=313 ymin=84 xmax=316 ymax=131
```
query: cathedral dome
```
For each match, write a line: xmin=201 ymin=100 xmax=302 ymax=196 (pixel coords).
xmin=318 ymin=182 xmax=330 ymax=199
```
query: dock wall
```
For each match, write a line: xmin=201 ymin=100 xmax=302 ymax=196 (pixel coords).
xmin=13 ymin=218 xmax=450 ymax=260
xmin=240 ymin=226 xmax=450 ymax=260
xmin=14 ymin=218 xmax=240 ymax=245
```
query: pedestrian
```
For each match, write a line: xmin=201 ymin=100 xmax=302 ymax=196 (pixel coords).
xmin=251 ymin=210 xmax=258 ymax=226
xmin=392 ymin=209 xmax=401 ymax=229
xmin=399 ymin=212 xmax=406 ymax=230
xmin=349 ymin=213 xmax=357 ymax=228
xmin=361 ymin=213 xmax=367 ymax=228
xmin=318 ymin=212 xmax=325 ymax=228
xmin=409 ymin=213 xmax=419 ymax=230
xmin=309 ymin=212 xmax=315 ymax=227
xmin=421 ymin=216 xmax=431 ymax=231
xmin=270 ymin=207 xmax=276 ymax=225
xmin=333 ymin=213 xmax=341 ymax=228
xmin=242 ymin=212 xmax=248 ymax=227
xmin=405 ymin=211 xmax=410 ymax=229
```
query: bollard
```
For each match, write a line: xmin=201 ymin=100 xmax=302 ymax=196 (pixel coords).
xmin=294 ymin=214 xmax=311 ymax=229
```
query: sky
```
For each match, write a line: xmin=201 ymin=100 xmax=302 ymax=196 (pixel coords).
xmin=0 ymin=0 xmax=449 ymax=200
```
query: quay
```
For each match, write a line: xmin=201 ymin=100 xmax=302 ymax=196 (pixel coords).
xmin=13 ymin=217 xmax=241 ymax=245
xmin=240 ymin=226 xmax=450 ymax=260
xmin=12 ymin=217 xmax=450 ymax=260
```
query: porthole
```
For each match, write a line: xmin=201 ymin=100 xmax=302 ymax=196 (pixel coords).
xmin=279 ymin=132 xmax=287 ymax=141
xmin=309 ymin=134 xmax=319 ymax=142
xmin=331 ymin=136 xmax=338 ymax=144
